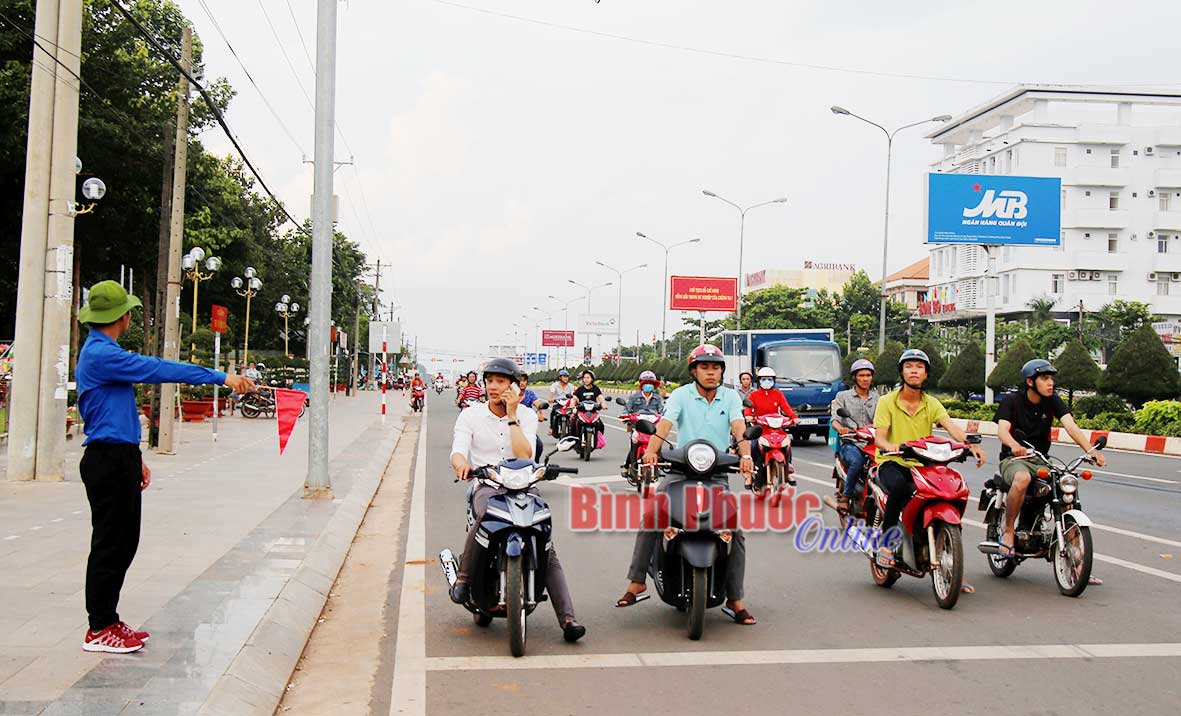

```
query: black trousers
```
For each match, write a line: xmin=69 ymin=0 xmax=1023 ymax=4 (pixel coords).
xmin=80 ymin=442 xmax=143 ymax=632
xmin=878 ymin=461 xmax=914 ymax=532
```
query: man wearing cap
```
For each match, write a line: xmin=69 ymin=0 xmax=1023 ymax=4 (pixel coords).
xmin=74 ymin=281 xmax=256 ymax=653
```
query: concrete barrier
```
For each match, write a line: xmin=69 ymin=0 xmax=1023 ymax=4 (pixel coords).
xmin=947 ymin=418 xmax=1181 ymax=456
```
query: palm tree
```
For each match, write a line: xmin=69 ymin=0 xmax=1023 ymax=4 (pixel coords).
xmin=1027 ymin=295 xmax=1058 ymax=324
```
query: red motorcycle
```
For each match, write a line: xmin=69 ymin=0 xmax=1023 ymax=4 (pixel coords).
xmin=552 ymin=396 xmax=576 ymax=438
xmin=864 ymin=434 xmax=979 ymax=609
xmin=751 ymin=413 xmax=796 ymax=505
xmin=614 ymin=397 xmax=662 ymax=494
xmin=573 ymin=399 xmax=603 ymax=462
xmin=411 ymin=387 xmax=425 ymax=412
xmin=828 ymin=408 xmax=878 ymax=519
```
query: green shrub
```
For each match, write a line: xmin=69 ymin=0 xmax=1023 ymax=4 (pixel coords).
xmin=1133 ymin=401 xmax=1181 ymax=437
xmin=1075 ymin=411 xmax=1136 ymax=433
xmin=1073 ymin=393 xmax=1128 ymax=418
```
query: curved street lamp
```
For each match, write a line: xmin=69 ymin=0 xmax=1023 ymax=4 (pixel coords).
xmin=830 ymin=106 xmax=951 ymax=351
xmin=636 ymin=232 xmax=701 ymax=357
xmin=595 ymin=260 xmax=647 ymax=356
xmin=230 ymin=267 xmax=262 ymax=363
xmin=182 ymin=247 xmax=221 ymax=361
xmin=275 ymin=295 xmax=301 ymax=357
xmin=701 ymin=191 xmax=787 ymax=329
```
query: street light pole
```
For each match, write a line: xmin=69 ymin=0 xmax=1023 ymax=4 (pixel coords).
xmin=183 ymin=248 xmax=221 ymax=361
xmin=701 ymin=191 xmax=787 ymax=330
xmin=548 ymin=294 xmax=583 ymax=367
xmin=275 ymin=295 xmax=300 ymax=357
xmin=830 ymin=106 xmax=951 ymax=352
xmin=636 ymin=233 xmax=701 ymax=358
xmin=231 ymin=269 xmax=262 ymax=364
xmin=595 ymin=260 xmax=647 ymax=358
xmin=532 ymin=307 xmax=553 ymax=369
xmin=567 ymin=279 xmax=613 ymax=362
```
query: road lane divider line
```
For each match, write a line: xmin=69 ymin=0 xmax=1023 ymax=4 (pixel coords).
xmin=790 ymin=470 xmax=1181 ymax=583
xmin=1090 ymin=469 xmax=1177 ymax=485
xmin=389 ymin=404 xmax=428 ymax=716
xmin=423 ymin=641 xmax=1181 ymax=672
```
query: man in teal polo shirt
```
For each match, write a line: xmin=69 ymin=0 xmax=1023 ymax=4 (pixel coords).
xmin=614 ymin=344 xmax=757 ymax=625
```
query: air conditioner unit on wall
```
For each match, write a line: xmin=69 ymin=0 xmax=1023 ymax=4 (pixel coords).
xmin=1146 ymin=146 xmax=1155 ymax=155
xmin=1149 ymin=272 xmax=1159 ymax=281
xmin=1068 ymin=271 xmax=1078 ymax=280
xmin=1149 ymin=231 xmax=1157 ymax=238
xmin=1091 ymin=272 xmax=1103 ymax=281
xmin=1172 ymin=273 xmax=1181 ymax=282
xmin=1149 ymin=190 xmax=1157 ymax=197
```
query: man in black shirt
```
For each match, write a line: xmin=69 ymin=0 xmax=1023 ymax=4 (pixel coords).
xmin=994 ymin=359 xmax=1106 ymax=558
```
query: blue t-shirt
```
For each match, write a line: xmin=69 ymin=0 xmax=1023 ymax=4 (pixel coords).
xmin=520 ymin=388 xmax=539 ymax=408
xmin=661 ymin=384 xmax=744 ymax=451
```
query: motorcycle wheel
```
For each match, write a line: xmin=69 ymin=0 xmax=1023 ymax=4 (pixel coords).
xmin=581 ymin=430 xmax=593 ymax=462
xmin=240 ymin=400 xmax=261 ymax=419
xmin=868 ymin=512 xmax=900 ymax=588
xmin=768 ymin=462 xmax=785 ymax=507
xmin=473 ymin=612 xmax=493 ymax=627
xmin=931 ymin=522 xmax=964 ymax=610
xmin=687 ymin=566 xmax=707 ymax=641
xmin=985 ymin=505 xmax=1017 ymax=578
xmin=1053 ymin=514 xmax=1093 ymax=597
xmin=505 ymin=555 xmax=527 ymax=657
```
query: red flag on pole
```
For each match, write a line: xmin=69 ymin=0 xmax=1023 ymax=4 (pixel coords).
xmin=275 ymin=389 xmax=307 ymax=455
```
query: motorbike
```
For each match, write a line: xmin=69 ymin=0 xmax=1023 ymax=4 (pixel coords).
xmin=750 ymin=412 xmax=797 ymax=505
xmin=411 ymin=387 xmax=425 ymax=412
xmin=434 ymin=380 xmax=445 ymax=395
xmin=614 ymin=397 xmax=662 ymax=494
xmin=552 ymin=396 xmax=575 ymax=438
xmin=573 ymin=399 xmax=602 ymax=461
xmin=239 ymin=383 xmax=308 ymax=420
xmin=864 ymin=433 xmax=980 ymax=609
xmin=438 ymin=436 xmax=580 ymax=657
xmin=827 ymin=408 xmax=878 ymax=520
xmin=633 ymin=419 xmax=762 ymax=640
xmin=977 ymin=433 xmax=1106 ymax=597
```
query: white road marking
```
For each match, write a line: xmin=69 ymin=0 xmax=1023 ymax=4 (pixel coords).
xmin=792 ymin=470 xmax=1181 ymax=584
xmin=389 ymin=403 xmax=427 ymax=716
xmin=425 ymin=641 xmax=1181 ymax=672
xmin=1091 ymin=469 xmax=1177 ymax=485
xmin=51 ymin=518 xmax=63 ymax=523
xmin=553 ymin=473 xmax=627 ymax=486
xmin=3 ymin=535 xmax=18 ymax=541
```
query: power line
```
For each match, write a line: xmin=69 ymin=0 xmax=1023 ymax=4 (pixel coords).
xmin=194 ymin=0 xmax=308 ymax=157
xmin=256 ymin=0 xmax=315 ymax=110
xmin=285 ymin=0 xmax=317 ymax=75
xmin=109 ymin=0 xmax=306 ymax=233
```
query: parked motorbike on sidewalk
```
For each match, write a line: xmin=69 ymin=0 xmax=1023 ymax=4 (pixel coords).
xmin=865 ymin=433 xmax=979 ymax=609
xmin=573 ymin=399 xmax=602 ymax=461
xmin=240 ymin=385 xmax=307 ymax=420
xmin=825 ymin=408 xmax=878 ymax=520
xmin=977 ymin=433 xmax=1106 ymax=596
xmin=615 ymin=397 xmax=661 ymax=494
xmin=438 ymin=437 xmax=579 ymax=657
xmin=634 ymin=419 xmax=762 ymax=640
xmin=750 ymin=412 xmax=796 ymax=505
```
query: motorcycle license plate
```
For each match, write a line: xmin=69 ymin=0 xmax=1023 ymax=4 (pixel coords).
xmin=797 ymin=418 xmax=819 ymax=425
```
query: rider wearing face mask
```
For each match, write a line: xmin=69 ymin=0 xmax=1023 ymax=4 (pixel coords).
xmin=744 ymin=367 xmax=798 ymax=489
xmin=626 ymin=371 xmax=664 ymax=415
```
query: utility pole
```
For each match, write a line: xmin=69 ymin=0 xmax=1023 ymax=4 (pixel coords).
xmin=370 ymin=258 xmax=381 ymax=382
xmin=7 ymin=0 xmax=65 ymax=480
xmin=156 ymin=27 xmax=192 ymax=456
xmin=350 ymin=295 xmax=360 ymax=396
xmin=29 ymin=0 xmax=84 ymax=481
xmin=1078 ymin=299 xmax=1085 ymax=340
xmin=305 ymin=0 xmax=338 ymax=497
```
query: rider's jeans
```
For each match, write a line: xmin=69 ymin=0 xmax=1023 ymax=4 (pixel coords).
xmin=625 ymin=474 xmax=747 ymax=600
xmin=838 ymin=443 xmax=866 ymax=498
xmin=459 ymin=483 xmax=576 ymax=624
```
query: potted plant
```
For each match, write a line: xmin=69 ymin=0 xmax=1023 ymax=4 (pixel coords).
xmin=180 ymin=385 xmax=213 ymax=422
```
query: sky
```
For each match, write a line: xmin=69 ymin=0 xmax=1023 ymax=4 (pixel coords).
xmin=176 ymin=0 xmax=1181 ymax=366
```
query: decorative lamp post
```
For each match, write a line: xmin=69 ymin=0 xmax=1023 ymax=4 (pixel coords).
xmin=182 ymin=247 xmax=221 ymax=361
xmin=275 ymin=295 xmax=300 ymax=357
xmin=230 ymin=266 xmax=262 ymax=363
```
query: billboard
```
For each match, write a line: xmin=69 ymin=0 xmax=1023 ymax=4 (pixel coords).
xmin=578 ymin=313 xmax=619 ymax=335
xmin=368 ymin=321 xmax=401 ymax=354
xmin=542 ymin=329 xmax=576 ymax=347
xmin=927 ymin=173 xmax=1061 ymax=246
xmin=670 ymin=275 xmax=739 ymax=312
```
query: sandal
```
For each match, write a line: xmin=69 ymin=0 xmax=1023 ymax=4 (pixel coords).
xmin=1089 ymin=575 xmax=1104 ymax=586
xmin=875 ymin=546 xmax=896 ymax=568
xmin=997 ymin=541 xmax=1016 ymax=559
xmin=961 ymin=582 xmax=976 ymax=594
xmin=614 ymin=591 xmax=650 ymax=608
xmin=721 ymin=605 xmax=757 ymax=625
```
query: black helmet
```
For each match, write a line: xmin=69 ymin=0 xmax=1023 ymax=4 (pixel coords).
xmin=1022 ymin=359 xmax=1057 ymax=381
xmin=482 ymin=357 xmax=521 ymax=382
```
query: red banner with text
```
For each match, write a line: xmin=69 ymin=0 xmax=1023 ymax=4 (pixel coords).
xmin=542 ymin=329 xmax=576 ymax=347
xmin=669 ymin=276 xmax=739 ymax=312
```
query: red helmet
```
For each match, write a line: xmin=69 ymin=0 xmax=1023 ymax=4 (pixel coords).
xmin=688 ymin=344 xmax=726 ymax=368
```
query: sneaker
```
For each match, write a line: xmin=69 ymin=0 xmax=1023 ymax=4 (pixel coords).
xmin=115 ymin=621 xmax=150 ymax=643
xmin=83 ymin=625 xmax=144 ymax=653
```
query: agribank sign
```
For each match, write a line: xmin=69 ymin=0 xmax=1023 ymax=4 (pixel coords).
xmin=926 ymin=174 xmax=1061 ymax=246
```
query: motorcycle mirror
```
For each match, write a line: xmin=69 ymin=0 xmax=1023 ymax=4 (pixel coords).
xmin=836 ymin=407 xmax=851 ymax=419
xmin=615 ymin=396 xmax=627 ymax=406
xmin=742 ymin=398 xmax=754 ymax=408
xmin=1092 ymin=435 xmax=1107 ymax=450
xmin=634 ymin=419 xmax=657 ymax=435
xmin=743 ymin=425 xmax=764 ymax=441
xmin=965 ymin=433 xmax=982 ymax=445
xmin=556 ymin=436 xmax=579 ymax=452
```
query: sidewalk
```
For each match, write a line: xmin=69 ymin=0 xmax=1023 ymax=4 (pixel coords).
xmin=0 ymin=390 xmax=409 ymax=715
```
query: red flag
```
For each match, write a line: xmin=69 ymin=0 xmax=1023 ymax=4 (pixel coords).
xmin=275 ymin=389 xmax=307 ymax=455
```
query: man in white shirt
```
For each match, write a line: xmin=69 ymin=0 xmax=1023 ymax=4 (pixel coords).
xmin=449 ymin=358 xmax=585 ymax=642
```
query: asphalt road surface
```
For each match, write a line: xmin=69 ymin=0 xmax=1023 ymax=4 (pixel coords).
xmin=361 ymin=394 xmax=1181 ymax=715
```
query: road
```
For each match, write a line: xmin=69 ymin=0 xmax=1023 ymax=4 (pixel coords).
xmin=302 ymin=392 xmax=1181 ymax=715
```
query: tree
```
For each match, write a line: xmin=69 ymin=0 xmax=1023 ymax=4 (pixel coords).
xmin=1102 ymin=325 xmax=1181 ymax=407
xmin=1054 ymin=339 xmax=1102 ymax=408
xmin=987 ymin=338 xmax=1037 ymax=392
xmin=940 ymin=341 xmax=985 ymax=400
xmin=733 ymin=286 xmax=812 ymax=330
xmin=873 ymin=340 xmax=904 ymax=388
xmin=912 ymin=338 xmax=946 ymax=387
xmin=1026 ymin=295 xmax=1058 ymax=324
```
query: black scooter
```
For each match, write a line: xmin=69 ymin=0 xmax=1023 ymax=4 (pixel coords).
xmin=439 ymin=436 xmax=579 ymax=657
xmin=634 ymin=419 xmax=761 ymax=640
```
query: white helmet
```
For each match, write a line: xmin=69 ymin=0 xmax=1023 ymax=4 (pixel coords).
xmin=756 ymin=367 xmax=776 ymax=378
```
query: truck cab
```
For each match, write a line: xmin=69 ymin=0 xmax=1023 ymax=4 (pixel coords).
xmin=722 ymin=329 xmax=844 ymax=442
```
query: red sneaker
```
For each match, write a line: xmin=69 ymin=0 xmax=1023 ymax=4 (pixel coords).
xmin=115 ymin=621 xmax=150 ymax=643
xmin=83 ymin=625 xmax=144 ymax=653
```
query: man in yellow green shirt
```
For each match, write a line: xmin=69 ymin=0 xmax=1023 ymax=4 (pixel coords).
xmin=873 ymin=349 xmax=985 ymax=567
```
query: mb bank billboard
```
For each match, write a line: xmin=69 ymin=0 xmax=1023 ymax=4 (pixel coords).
xmin=927 ymin=173 xmax=1061 ymax=246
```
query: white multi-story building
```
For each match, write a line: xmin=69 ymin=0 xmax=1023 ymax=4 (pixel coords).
xmin=925 ymin=85 xmax=1181 ymax=322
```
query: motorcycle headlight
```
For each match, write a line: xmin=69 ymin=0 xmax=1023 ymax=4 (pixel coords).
xmin=498 ymin=467 xmax=534 ymax=490
xmin=1059 ymin=475 xmax=1078 ymax=495
xmin=686 ymin=443 xmax=716 ymax=474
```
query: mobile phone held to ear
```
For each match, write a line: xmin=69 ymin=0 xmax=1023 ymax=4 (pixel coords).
xmin=511 ymin=383 xmax=521 ymax=396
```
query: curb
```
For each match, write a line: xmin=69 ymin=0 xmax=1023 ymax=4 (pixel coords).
xmin=948 ymin=418 xmax=1181 ymax=456
xmin=197 ymin=413 xmax=409 ymax=715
